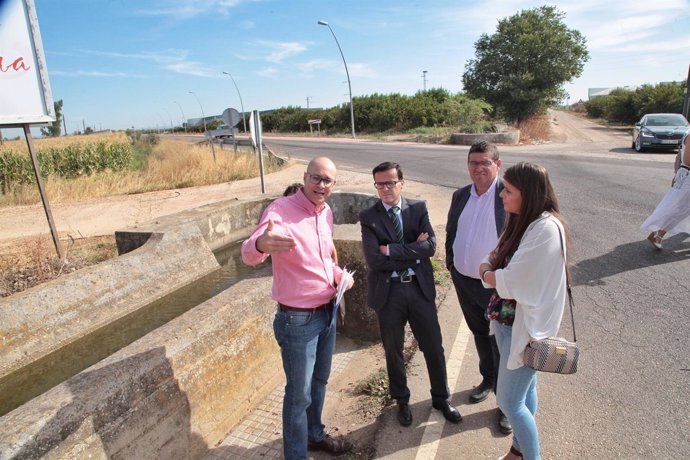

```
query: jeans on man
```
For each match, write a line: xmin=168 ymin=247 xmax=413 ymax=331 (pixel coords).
xmin=494 ymin=322 xmax=540 ymax=460
xmin=273 ymin=306 xmax=336 ymax=460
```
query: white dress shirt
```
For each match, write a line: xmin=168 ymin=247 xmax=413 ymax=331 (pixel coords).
xmin=453 ymin=179 xmax=499 ymax=278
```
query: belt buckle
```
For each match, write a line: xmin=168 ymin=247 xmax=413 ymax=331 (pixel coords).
xmin=400 ymin=273 xmax=413 ymax=283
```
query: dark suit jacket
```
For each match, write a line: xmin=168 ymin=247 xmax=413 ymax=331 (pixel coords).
xmin=445 ymin=180 xmax=505 ymax=272
xmin=359 ymin=197 xmax=436 ymax=312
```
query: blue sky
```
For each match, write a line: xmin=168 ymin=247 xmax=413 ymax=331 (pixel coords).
xmin=17 ymin=0 xmax=690 ymax=132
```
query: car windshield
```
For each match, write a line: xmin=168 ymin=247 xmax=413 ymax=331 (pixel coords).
xmin=646 ymin=115 xmax=689 ymax=126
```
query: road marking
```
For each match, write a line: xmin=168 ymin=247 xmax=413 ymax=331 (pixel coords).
xmin=414 ymin=318 xmax=471 ymax=460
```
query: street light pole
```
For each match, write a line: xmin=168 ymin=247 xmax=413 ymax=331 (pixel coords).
xmin=318 ymin=20 xmax=355 ymax=139
xmin=189 ymin=91 xmax=216 ymax=161
xmin=188 ymin=91 xmax=207 ymax=134
xmin=222 ymin=71 xmax=247 ymax=133
xmin=422 ymin=70 xmax=428 ymax=91
xmin=173 ymin=100 xmax=187 ymax=134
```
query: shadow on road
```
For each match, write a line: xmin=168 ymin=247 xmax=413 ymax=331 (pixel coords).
xmin=572 ymin=233 xmax=690 ymax=286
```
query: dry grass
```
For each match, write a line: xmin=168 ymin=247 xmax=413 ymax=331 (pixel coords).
xmin=517 ymin=114 xmax=552 ymax=143
xmin=1 ymin=132 xmax=129 ymax=152
xmin=0 ymin=235 xmax=117 ymax=297
xmin=1 ymin=139 xmax=283 ymax=206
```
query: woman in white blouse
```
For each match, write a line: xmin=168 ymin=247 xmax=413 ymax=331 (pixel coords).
xmin=479 ymin=162 xmax=569 ymax=460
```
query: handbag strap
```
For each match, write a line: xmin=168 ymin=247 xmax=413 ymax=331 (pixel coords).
xmin=556 ymin=223 xmax=577 ymax=342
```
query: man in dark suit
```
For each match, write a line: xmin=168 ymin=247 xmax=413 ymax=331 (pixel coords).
xmin=445 ymin=141 xmax=511 ymax=434
xmin=360 ymin=161 xmax=461 ymax=427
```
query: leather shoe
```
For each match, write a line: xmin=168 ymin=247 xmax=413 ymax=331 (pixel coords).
xmin=469 ymin=380 xmax=493 ymax=404
xmin=432 ymin=400 xmax=462 ymax=423
xmin=498 ymin=409 xmax=513 ymax=435
xmin=307 ymin=433 xmax=353 ymax=454
xmin=397 ymin=402 xmax=413 ymax=426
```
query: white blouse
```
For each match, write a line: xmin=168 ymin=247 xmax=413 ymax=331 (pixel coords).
xmin=484 ymin=212 xmax=568 ymax=370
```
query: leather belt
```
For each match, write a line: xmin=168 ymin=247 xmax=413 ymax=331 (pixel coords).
xmin=278 ymin=302 xmax=330 ymax=313
xmin=390 ymin=274 xmax=416 ymax=283
xmin=681 ymin=164 xmax=690 ymax=171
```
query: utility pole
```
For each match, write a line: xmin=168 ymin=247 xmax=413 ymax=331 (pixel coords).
xmin=422 ymin=70 xmax=428 ymax=91
xmin=306 ymin=96 xmax=311 ymax=108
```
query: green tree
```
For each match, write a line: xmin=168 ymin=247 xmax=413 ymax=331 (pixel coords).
xmin=462 ymin=6 xmax=589 ymax=121
xmin=40 ymin=99 xmax=64 ymax=137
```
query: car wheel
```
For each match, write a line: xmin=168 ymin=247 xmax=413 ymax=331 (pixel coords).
xmin=634 ymin=136 xmax=644 ymax=152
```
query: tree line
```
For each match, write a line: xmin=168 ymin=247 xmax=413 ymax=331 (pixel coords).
xmin=583 ymin=81 xmax=688 ymax=124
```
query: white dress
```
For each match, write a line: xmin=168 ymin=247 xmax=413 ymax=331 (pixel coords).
xmin=641 ymin=134 xmax=690 ymax=236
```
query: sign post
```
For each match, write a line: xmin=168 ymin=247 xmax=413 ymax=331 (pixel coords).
xmin=1 ymin=0 xmax=63 ymax=259
xmin=249 ymin=110 xmax=265 ymax=194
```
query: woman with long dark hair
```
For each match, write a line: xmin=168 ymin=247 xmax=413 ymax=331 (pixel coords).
xmin=479 ymin=162 xmax=569 ymax=460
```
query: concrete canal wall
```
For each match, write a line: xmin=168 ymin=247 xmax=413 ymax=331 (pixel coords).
xmin=0 ymin=192 xmax=378 ymax=459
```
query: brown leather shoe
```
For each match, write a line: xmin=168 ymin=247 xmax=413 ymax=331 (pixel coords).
xmin=308 ymin=433 xmax=353 ymax=455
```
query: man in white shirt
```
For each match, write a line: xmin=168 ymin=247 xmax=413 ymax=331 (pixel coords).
xmin=445 ymin=141 xmax=511 ymax=434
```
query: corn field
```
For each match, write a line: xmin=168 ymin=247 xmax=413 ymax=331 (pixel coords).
xmin=0 ymin=133 xmax=133 ymax=195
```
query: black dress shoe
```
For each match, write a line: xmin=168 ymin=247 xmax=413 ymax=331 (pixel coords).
xmin=432 ymin=400 xmax=462 ymax=423
xmin=498 ymin=409 xmax=513 ymax=435
xmin=469 ymin=380 xmax=493 ymax=404
xmin=397 ymin=402 xmax=413 ymax=426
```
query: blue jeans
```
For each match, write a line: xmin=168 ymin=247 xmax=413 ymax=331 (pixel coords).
xmin=494 ymin=322 xmax=540 ymax=460
xmin=273 ymin=305 xmax=336 ymax=460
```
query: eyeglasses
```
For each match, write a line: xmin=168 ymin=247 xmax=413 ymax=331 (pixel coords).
xmin=468 ymin=160 xmax=495 ymax=168
xmin=306 ymin=173 xmax=335 ymax=187
xmin=374 ymin=180 xmax=402 ymax=190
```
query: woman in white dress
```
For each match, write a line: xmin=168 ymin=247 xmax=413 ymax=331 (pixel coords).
xmin=641 ymin=132 xmax=690 ymax=249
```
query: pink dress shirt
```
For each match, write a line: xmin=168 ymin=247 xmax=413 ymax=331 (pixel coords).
xmin=241 ymin=190 xmax=342 ymax=308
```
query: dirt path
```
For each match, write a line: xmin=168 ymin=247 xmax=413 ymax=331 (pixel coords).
xmin=0 ymin=162 xmax=376 ymax=251
xmin=548 ymin=109 xmax=630 ymax=144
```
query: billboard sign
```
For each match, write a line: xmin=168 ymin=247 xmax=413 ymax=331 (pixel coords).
xmin=0 ymin=0 xmax=54 ymax=125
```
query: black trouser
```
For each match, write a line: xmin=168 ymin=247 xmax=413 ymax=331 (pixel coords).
xmin=377 ymin=279 xmax=449 ymax=405
xmin=451 ymin=267 xmax=499 ymax=391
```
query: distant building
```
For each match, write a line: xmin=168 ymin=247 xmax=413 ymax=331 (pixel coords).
xmin=187 ymin=115 xmax=224 ymax=127
xmin=588 ymin=86 xmax=640 ymax=100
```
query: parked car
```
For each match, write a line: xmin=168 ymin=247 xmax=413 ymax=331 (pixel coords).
xmin=631 ymin=113 xmax=689 ymax=152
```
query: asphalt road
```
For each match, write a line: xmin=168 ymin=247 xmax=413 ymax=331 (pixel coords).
xmin=258 ymin=118 xmax=689 ymax=458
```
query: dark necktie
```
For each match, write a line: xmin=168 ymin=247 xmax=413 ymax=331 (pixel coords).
xmin=389 ymin=206 xmax=410 ymax=277
xmin=388 ymin=206 xmax=404 ymax=243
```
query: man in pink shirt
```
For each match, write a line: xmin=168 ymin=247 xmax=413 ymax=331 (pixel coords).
xmin=241 ymin=156 xmax=353 ymax=460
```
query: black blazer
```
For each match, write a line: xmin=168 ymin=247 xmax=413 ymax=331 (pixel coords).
xmin=359 ymin=197 xmax=436 ymax=311
xmin=445 ymin=180 xmax=505 ymax=271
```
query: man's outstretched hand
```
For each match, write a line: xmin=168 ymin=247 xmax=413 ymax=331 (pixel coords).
xmin=256 ymin=219 xmax=296 ymax=254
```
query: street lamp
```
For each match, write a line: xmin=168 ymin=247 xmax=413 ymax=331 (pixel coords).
xmin=189 ymin=91 xmax=215 ymax=161
xmin=222 ymin=71 xmax=247 ymax=133
xmin=318 ymin=20 xmax=355 ymax=139
xmin=173 ymin=100 xmax=187 ymax=134
xmin=188 ymin=91 xmax=208 ymax=134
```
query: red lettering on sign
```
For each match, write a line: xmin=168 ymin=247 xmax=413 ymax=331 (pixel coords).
xmin=0 ymin=56 xmax=31 ymax=73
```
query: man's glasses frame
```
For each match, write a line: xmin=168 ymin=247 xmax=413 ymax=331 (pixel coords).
xmin=306 ymin=173 xmax=335 ymax=187
xmin=374 ymin=180 xmax=402 ymax=190
xmin=468 ymin=159 xmax=495 ymax=168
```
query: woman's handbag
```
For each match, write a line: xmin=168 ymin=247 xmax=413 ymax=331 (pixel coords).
xmin=522 ymin=226 xmax=580 ymax=374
